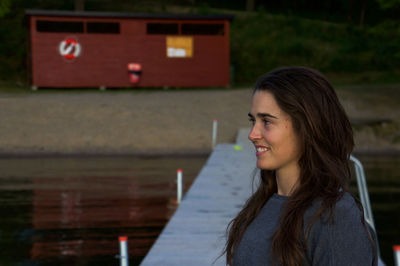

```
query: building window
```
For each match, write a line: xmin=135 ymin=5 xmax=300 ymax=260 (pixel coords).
xmin=36 ymin=20 xmax=84 ymax=33
xmin=147 ymin=23 xmax=179 ymax=34
xmin=87 ymin=22 xmax=120 ymax=34
xmin=181 ymin=23 xmax=224 ymax=35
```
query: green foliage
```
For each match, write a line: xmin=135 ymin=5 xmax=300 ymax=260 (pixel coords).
xmin=0 ymin=0 xmax=11 ymax=17
xmin=230 ymin=10 xmax=400 ymax=84
xmin=0 ymin=7 xmax=26 ymax=82
xmin=377 ymin=0 xmax=400 ymax=9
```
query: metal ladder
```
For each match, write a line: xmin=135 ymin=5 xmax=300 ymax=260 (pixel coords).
xmin=350 ymin=154 xmax=386 ymax=266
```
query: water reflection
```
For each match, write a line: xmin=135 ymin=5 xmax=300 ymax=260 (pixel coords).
xmin=0 ymin=156 xmax=207 ymax=266
xmin=0 ymin=155 xmax=398 ymax=265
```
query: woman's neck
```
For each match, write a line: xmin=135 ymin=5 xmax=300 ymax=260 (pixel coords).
xmin=275 ymin=165 xmax=300 ymax=196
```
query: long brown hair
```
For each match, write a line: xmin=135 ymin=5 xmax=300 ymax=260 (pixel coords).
xmin=225 ymin=66 xmax=356 ymax=265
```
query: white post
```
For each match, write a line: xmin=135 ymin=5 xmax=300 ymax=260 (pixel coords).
xmin=177 ymin=169 xmax=183 ymax=204
xmin=394 ymin=245 xmax=400 ymax=266
xmin=119 ymin=236 xmax=129 ymax=266
xmin=212 ymin=119 xmax=218 ymax=149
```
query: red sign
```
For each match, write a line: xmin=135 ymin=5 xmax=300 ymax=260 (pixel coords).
xmin=127 ymin=63 xmax=142 ymax=83
xmin=59 ymin=38 xmax=81 ymax=60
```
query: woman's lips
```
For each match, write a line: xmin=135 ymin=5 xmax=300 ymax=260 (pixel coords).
xmin=255 ymin=145 xmax=270 ymax=156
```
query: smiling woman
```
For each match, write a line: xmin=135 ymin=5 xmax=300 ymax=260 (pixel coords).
xmin=224 ymin=67 xmax=377 ymax=266
xmin=248 ymin=91 xmax=301 ymax=196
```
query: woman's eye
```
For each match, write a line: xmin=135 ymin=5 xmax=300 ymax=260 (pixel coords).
xmin=248 ymin=118 xmax=255 ymax=125
xmin=263 ymin=119 xmax=271 ymax=126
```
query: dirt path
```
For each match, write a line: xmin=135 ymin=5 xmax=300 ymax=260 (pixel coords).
xmin=0 ymin=87 xmax=398 ymax=155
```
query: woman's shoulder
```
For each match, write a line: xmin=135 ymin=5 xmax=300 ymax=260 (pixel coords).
xmin=303 ymin=191 xmax=370 ymax=245
xmin=331 ymin=192 xmax=362 ymax=220
xmin=304 ymin=192 xmax=377 ymax=265
xmin=334 ymin=191 xmax=360 ymax=210
xmin=305 ymin=192 xmax=361 ymax=224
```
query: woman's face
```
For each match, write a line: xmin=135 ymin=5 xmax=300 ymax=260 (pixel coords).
xmin=248 ymin=90 xmax=301 ymax=175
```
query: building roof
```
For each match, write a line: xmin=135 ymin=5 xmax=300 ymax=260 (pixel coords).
xmin=25 ymin=9 xmax=234 ymax=21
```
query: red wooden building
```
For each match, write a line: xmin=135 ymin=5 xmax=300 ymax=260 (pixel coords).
xmin=25 ymin=10 xmax=233 ymax=89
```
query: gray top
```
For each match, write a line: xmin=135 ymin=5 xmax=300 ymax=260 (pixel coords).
xmin=233 ymin=192 xmax=377 ymax=266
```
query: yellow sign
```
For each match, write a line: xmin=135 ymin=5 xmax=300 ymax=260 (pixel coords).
xmin=166 ymin=36 xmax=193 ymax=58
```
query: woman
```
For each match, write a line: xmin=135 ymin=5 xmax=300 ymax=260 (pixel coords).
xmin=225 ymin=66 xmax=377 ymax=265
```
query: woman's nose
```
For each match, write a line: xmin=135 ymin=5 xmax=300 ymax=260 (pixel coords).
xmin=248 ymin=124 xmax=261 ymax=142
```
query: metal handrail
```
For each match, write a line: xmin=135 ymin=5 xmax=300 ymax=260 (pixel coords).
xmin=350 ymin=154 xmax=385 ymax=266
xmin=350 ymin=154 xmax=376 ymax=231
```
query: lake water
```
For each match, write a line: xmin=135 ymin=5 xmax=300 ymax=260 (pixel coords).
xmin=0 ymin=154 xmax=398 ymax=265
xmin=352 ymin=155 xmax=400 ymax=266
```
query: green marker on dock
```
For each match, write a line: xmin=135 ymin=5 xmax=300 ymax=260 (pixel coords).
xmin=234 ymin=145 xmax=243 ymax=151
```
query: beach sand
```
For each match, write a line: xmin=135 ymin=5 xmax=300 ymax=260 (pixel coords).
xmin=0 ymin=88 xmax=398 ymax=155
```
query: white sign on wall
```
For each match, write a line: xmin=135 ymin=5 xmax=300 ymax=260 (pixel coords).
xmin=59 ymin=37 xmax=81 ymax=60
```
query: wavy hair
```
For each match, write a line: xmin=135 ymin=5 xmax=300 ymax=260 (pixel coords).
xmin=225 ymin=66 xmax=357 ymax=265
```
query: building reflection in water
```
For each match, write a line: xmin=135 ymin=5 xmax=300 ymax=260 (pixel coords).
xmin=31 ymin=174 xmax=177 ymax=263
xmin=0 ymin=156 xmax=207 ymax=265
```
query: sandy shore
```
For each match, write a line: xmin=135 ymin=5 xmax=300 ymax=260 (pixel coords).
xmin=0 ymin=88 xmax=399 ymax=155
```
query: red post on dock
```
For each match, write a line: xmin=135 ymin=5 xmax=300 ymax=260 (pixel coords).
xmin=394 ymin=245 xmax=400 ymax=266
xmin=119 ymin=236 xmax=129 ymax=266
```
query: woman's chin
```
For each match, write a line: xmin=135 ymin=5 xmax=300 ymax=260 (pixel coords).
xmin=257 ymin=161 xmax=274 ymax=170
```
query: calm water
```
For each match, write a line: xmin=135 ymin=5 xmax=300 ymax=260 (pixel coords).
xmin=352 ymin=155 xmax=400 ymax=266
xmin=0 ymin=156 xmax=207 ymax=266
xmin=0 ymin=155 xmax=398 ymax=266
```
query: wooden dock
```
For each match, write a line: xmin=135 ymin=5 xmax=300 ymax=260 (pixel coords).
xmin=141 ymin=127 xmax=388 ymax=266
xmin=140 ymin=128 xmax=255 ymax=265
